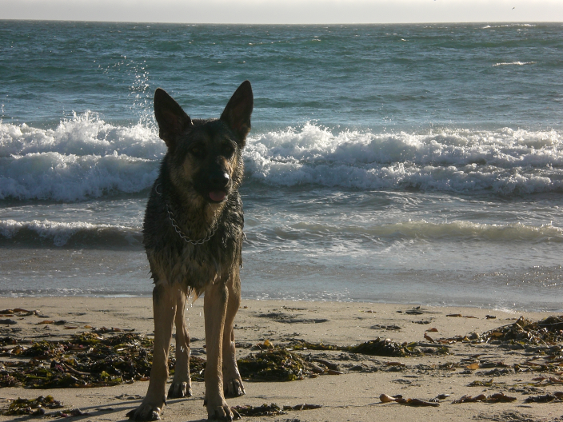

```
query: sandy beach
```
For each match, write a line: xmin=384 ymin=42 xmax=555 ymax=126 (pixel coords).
xmin=1 ymin=297 xmax=562 ymax=422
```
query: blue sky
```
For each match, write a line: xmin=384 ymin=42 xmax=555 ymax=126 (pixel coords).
xmin=2 ymin=0 xmax=562 ymax=24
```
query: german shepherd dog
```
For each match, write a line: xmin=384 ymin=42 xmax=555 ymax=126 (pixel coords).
xmin=127 ymin=81 xmax=253 ymax=421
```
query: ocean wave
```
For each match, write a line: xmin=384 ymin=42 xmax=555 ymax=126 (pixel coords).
xmin=277 ymin=220 xmax=563 ymax=244
xmin=482 ymin=24 xmax=536 ymax=29
xmin=2 ymin=116 xmax=563 ymax=200
xmin=0 ymin=113 xmax=162 ymax=201
xmin=0 ymin=111 xmax=163 ymax=158
xmin=0 ymin=219 xmax=142 ymax=248
xmin=3 ymin=218 xmax=560 ymax=250
xmin=245 ymin=123 xmax=563 ymax=194
xmin=493 ymin=61 xmax=536 ymax=67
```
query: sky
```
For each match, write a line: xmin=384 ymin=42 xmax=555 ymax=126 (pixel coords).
xmin=1 ymin=0 xmax=562 ymax=24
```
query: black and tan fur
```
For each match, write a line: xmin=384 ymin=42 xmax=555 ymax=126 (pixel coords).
xmin=127 ymin=81 xmax=253 ymax=421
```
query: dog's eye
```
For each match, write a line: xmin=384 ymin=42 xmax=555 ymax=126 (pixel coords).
xmin=190 ymin=145 xmax=206 ymax=157
xmin=222 ymin=144 xmax=235 ymax=157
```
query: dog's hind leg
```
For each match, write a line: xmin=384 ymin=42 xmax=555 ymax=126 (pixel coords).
xmin=167 ymin=288 xmax=192 ymax=399
xmin=222 ymin=273 xmax=245 ymax=398
xmin=128 ymin=282 xmax=176 ymax=421
xmin=203 ymin=280 xmax=233 ymax=421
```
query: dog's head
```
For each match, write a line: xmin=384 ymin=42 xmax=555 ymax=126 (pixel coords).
xmin=154 ymin=81 xmax=253 ymax=206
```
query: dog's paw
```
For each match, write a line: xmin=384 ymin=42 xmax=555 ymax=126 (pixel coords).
xmin=206 ymin=403 xmax=237 ymax=421
xmin=167 ymin=381 xmax=192 ymax=399
xmin=224 ymin=378 xmax=245 ymax=398
xmin=126 ymin=404 xmax=163 ymax=421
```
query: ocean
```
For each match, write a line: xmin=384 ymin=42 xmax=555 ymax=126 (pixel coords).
xmin=1 ymin=20 xmax=563 ymax=311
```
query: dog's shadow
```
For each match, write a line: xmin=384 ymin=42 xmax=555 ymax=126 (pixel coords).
xmin=4 ymin=398 xmax=208 ymax=422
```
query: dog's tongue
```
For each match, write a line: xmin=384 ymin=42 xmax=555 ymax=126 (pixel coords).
xmin=209 ymin=191 xmax=227 ymax=202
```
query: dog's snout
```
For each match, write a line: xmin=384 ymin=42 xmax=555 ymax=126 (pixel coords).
xmin=211 ymin=172 xmax=230 ymax=187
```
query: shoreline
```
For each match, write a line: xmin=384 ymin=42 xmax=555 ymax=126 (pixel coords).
xmin=1 ymin=297 xmax=562 ymax=421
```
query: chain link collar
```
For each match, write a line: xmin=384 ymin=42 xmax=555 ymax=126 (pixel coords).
xmin=155 ymin=183 xmax=219 ymax=246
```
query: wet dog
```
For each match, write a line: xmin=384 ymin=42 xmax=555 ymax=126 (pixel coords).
xmin=127 ymin=81 xmax=253 ymax=421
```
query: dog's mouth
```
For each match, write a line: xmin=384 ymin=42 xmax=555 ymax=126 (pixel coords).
xmin=208 ymin=190 xmax=227 ymax=203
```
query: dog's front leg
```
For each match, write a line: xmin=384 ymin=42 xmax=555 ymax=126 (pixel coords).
xmin=204 ymin=281 xmax=233 ymax=421
xmin=168 ymin=288 xmax=192 ymax=399
xmin=128 ymin=283 xmax=176 ymax=421
xmin=222 ymin=273 xmax=245 ymax=398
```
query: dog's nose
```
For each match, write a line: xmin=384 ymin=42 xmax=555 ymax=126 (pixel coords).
xmin=211 ymin=172 xmax=230 ymax=187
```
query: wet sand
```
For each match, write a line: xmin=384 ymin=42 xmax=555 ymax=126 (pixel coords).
xmin=1 ymin=297 xmax=562 ymax=421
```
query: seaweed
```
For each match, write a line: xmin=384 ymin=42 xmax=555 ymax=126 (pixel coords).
xmin=346 ymin=338 xmax=417 ymax=357
xmin=232 ymin=403 xmax=285 ymax=417
xmin=1 ymin=395 xmax=64 ymax=416
xmin=524 ymin=392 xmax=563 ymax=403
xmin=482 ymin=316 xmax=563 ymax=345
xmin=0 ymin=332 xmax=157 ymax=388
xmin=231 ymin=403 xmax=322 ymax=417
xmin=238 ymin=347 xmax=308 ymax=381
xmin=452 ymin=392 xmax=517 ymax=404
xmin=291 ymin=337 xmax=442 ymax=357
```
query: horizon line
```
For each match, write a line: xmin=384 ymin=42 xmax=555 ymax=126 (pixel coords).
xmin=2 ymin=18 xmax=563 ymax=25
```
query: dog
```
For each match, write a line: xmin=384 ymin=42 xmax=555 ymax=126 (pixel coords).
xmin=127 ymin=81 xmax=253 ymax=421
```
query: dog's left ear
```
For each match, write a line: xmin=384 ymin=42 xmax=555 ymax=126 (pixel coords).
xmin=220 ymin=81 xmax=253 ymax=147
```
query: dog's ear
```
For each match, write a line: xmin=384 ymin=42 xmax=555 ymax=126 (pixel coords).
xmin=220 ymin=81 xmax=253 ymax=147
xmin=154 ymin=88 xmax=193 ymax=149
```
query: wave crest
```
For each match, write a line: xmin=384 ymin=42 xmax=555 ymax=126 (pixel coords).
xmin=2 ymin=117 xmax=563 ymax=200
xmin=0 ymin=219 xmax=142 ymax=248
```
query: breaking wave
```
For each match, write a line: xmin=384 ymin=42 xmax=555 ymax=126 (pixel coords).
xmin=0 ymin=219 xmax=142 ymax=248
xmin=1 ymin=114 xmax=563 ymax=201
xmin=2 ymin=217 xmax=561 ymax=249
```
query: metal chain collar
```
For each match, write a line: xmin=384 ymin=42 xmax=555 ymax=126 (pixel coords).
xmin=155 ymin=183 xmax=219 ymax=246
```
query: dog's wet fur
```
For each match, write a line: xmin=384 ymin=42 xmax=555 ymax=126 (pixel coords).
xmin=127 ymin=81 xmax=253 ymax=421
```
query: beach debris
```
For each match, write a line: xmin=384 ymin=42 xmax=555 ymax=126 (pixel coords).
xmin=238 ymin=346 xmax=308 ymax=381
xmin=285 ymin=403 xmax=323 ymax=411
xmin=291 ymin=337 xmax=447 ymax=357
xmin=231 ymin=403 xmax=283 ymax=417
xmin=239 ymin=344 xmax=344 ymax=381
xmin=524 ymin=392 xmax=563 ymax=403
xmin=0 ymin=395 xmax=64 ymax=416
xmin=347 ymin=338 xmax=416 ymax=357
xmin=0 ymin=331 xmax=157 ymax=388
xmin=231 ymin=403 xmax=322 ymax=417
xmin=482 ymin=315 xmax=563 ymax=345
xmin=53 ymin=408 xmax=89 ymax=417
xmin=468 ymin=379 xmax=497 ymax=388
xmin=530 ymin=376 xmax=563 ymax=386
xmin=257 ymin=311 xmax=328 ymax=324
xmin=253 ymin=339 xmax=274 ymax=350
xmin=0 ymin=308 xmax=39 ymax=317
xmin=404 ymin=307 xmax=424 ymax=315
xmin=446 ymin=313 xmax=478 ymax=319
xmin=452 ymin=392 xmax=516 ymax=404
xmin=379 ymin=394 xmax=440 ymax=407
xmin=371 ymin=324 xmax=401 ymax=331
xmin=288 ymin=340 xmax=340 ymax=351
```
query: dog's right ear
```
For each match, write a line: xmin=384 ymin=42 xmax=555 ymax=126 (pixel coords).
xmin=154 ymin=88 xmax=193 ymax=150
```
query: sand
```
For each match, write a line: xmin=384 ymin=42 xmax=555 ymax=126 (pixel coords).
xmin=1 ymin=297 xmax=562 ymax=422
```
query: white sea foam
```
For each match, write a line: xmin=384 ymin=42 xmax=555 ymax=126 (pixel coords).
xmin=245 ymin=123 xmax=563 ymax=194
xmin=493 ymin=61 xmax=536 ymax=67
xmin=2 ymin=116 xmax=563 ymax=201
xmin=0 ymin=219 xmax=141 ymax=247
xmin=0 ymin=113 xmax=163 ymax=201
